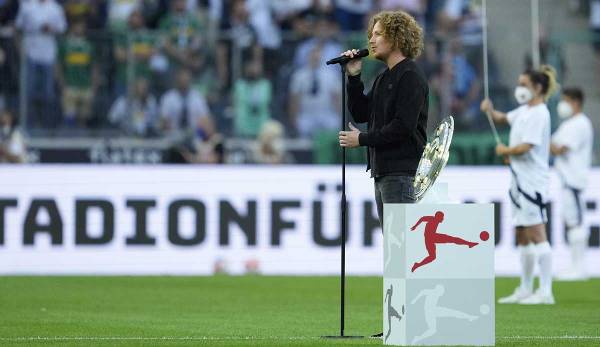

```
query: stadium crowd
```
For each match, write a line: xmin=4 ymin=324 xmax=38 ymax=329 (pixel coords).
xmin=0 ymin=0 xmax=588 ymax=164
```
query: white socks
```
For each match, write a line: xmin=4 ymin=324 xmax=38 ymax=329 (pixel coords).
xmin=567 ymin=226 xmax=589 ymax=274
xmin=536 ymin=241 xmax=553 ymax=296
xmin=519 ymin=242 xmax=553 ymax=296
xmin=519 ymin=244 xmax=536 ymax=293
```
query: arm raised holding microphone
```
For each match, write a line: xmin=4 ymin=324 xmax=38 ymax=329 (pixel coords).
xmin=332 ymin=11 xmax=428 ymax=338
xmin=338 ymin=10 xmax=429 ymax=230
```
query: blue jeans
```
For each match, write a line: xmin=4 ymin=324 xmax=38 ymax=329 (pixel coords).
xmin=26 ymin=60 xmax=59 ymax=128
xmin=374 ymin=175 xmax=416 ymax=229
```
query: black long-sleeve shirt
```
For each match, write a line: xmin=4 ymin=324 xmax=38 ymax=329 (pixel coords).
xmin=347 ymin=58 xmax=428 ymax=177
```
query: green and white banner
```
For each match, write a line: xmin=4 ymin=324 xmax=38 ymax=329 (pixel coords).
xmin=0 ymin=166 xmax=598 ymax=276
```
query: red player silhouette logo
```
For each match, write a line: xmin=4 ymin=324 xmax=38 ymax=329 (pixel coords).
xmin=411 ymin=211 xmax=485 ymax=272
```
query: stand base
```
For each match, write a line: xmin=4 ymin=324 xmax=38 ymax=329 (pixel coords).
xmin=321 ymin=335 xmax=364 ymax=339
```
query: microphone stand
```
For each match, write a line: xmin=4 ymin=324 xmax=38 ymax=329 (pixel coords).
xmin=321 ymin=62 xmax=363 ymax=340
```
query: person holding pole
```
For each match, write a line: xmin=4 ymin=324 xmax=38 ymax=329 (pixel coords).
xmin=480 ymin=65 xmax=558 ymax=305
xmin=338 ymin=10 xmax=428 ymax=229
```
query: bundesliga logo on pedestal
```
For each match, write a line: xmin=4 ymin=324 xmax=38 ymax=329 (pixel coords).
xmin=410 ymin=211 xmax=489 ymax=273
xmin=384 ymin=204 xmax=495 ymax=346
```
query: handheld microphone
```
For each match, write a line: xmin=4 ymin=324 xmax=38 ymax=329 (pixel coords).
xmin=326 ymin=48 xmax=369 ymax=65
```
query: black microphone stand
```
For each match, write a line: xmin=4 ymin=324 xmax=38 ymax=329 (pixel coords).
xmin=321 ymin=62 xmax=363 ymax=340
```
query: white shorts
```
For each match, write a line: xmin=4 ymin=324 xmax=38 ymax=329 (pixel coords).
xmin=561 ymin=186 xmax=584 ymax=228
xmin=509 ymin=178 xmax=548 ymax=227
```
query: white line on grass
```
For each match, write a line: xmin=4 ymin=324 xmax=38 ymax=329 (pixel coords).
xmin=499 ymin=336 xmax=600 ymax=340
xmin=0 ymin=337 xmax=317 ymax=341
xmin=1 ymin=336 xmax=600 ymax=342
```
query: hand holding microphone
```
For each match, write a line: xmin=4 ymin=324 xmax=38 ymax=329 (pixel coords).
xmin=327 ymin=48 xmax=369 ymax=76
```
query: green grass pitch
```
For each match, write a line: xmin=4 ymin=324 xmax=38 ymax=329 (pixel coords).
xmin=0 ymin=276 xmax=598 ymax=346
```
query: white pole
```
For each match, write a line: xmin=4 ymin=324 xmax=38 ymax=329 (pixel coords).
xmin=531 ymin=0 xmax=541 ymax=69
xmin=482 ymin=0 xmax=501 ymax=144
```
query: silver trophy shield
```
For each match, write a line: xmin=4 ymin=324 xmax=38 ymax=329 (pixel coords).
xmin=414 ymin=116 xmax=454 ymax=202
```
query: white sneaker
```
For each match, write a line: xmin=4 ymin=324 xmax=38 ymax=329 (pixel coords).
xmin=498 ymin=287 xmax=532 ymax=304
xmin=519 ymin=290 xmax=555 ymax=305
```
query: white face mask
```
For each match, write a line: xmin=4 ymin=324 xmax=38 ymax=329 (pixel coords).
xmin=557 ymin=100 xmax=574 ymax=119
xmin=514 ymin=86 xmax=533 ymax=104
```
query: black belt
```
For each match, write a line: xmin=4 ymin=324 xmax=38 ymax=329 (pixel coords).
xmin=564 ymin=183 xmax=583 ymax=226
xmin=510 ymin=166 xmax=547 ymax=220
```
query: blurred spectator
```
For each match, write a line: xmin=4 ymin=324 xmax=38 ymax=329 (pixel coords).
xmin=417 ymin=39 xmax=440 ymax=80
xmin=246 ymin=0 xmax=282 ymax=77
xmin=159 ymin=0 xmax=206 ymax=73
xmin=289 ymin=46 xmax=340 ymax=138
xmin=63 ymin=0 xmax=108 ymax=29
xmin=159 ymin=68 xmax=211 ymax=134
xmin=57 ymin=20 xmax=98 ymax=128
xmin=233 ymin=60 xmax=272 ymax=137
xmin=293 ymin=13 xmax=341 ymax=72
xmin=247 ymin=0 xmax=281 ymax=50
xmin=592 ymin=0 xmax=600 ymax=52
xmin=423 ymin=0 xmax=447 ymax=34
xmin=108 ymin=0 xmax=139 ymax=30
xmin=274 ymin=3 xmax=336 ymax=85
xmin=377 ymin=0 xmax=426 ymax=26
xmin=436 ymin=0 xmax=482 ymax=48
xmin=108 ymin=77 xmax=159 ymax=137
xmin=287 ymin=0 xmax=333 ymax=36
xmin=0 ymin=0 xmax=19 ymax=114
xmin=113 ymin=10 xmax=156 ymax=97
xmin=418 ymin=40 xmax=442 ymax=129
xmin=440 ymin=39 xmax=481 ymax=129
xmin=525 ymin=27 xmax=567 ymax=83
xmin=180 ymin=115 xmax=225 ymax=163
xmin=0 ymin=0 xmax=18 ymax=24
xmin=16 ymin=0 xmax=67 ymax=129
xmin=0 ymin=109 xmax=25 ymax=163
xmin=333 ymin=0 xmax=372 ymax=32
xmin=252 ymin=120 xmax=291 ymax=164
xmin=138 ymin=0 xmax=169 ymax=29
xmin=217 ymin=0 xmax=263 ymax=91
xmin=271 ymin=0 xmax=327 ymax=30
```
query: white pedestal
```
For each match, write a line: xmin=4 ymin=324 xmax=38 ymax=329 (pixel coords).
xmin=383 ymin=201 xmax=495 ymax=346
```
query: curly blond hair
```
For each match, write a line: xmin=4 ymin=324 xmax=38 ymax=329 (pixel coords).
xmin=367 ymin=11 xmax=423 ymax=60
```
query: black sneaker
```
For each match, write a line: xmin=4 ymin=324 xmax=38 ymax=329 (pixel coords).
xmin=370 ymin=332 xmax=383 ymax=338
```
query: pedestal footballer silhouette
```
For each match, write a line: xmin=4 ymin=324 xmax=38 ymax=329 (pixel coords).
xmin=410 ymin=211 xmax=479 ymax=272
xmin=384 ymin=284 xmax=405 ymax=343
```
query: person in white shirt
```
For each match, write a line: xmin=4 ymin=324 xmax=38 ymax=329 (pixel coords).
xmin=159 ymin=68 xmax=211 ymax=134
xmin=108 ymin=0 xmax=140 ymax=30
xmin=551 ymin=87 xmax=593 ymax=281
xmin=108 ymin=77 xmax=159 ymax=137
xmin=481 ymin=65 xmax=558 ymax=305
xmin=289 ymin=46 xmax=340 ymax=138
xmin=15 ymin=0 xmax=66 ymax=129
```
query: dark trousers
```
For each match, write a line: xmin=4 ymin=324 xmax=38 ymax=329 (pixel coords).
xmin=374 ymin=175 xmax=416 ymax=229
xmin=26 ymin=60 xmax=59 ymax=129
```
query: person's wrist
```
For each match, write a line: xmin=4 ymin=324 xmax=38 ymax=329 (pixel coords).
xmin=358 ymin=132 xmax=367 ymax=146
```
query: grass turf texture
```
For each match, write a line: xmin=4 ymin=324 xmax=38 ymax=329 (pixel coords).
xmin=0 ymin=276 xmax=598 ymax=346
